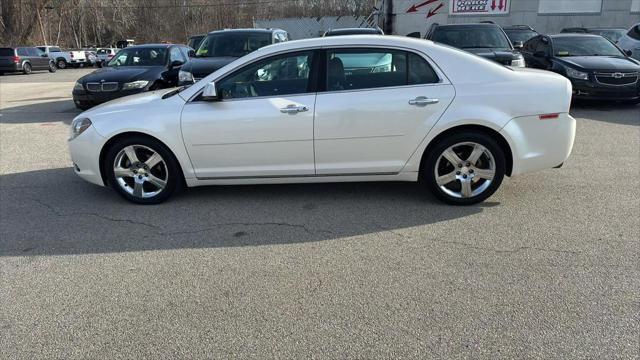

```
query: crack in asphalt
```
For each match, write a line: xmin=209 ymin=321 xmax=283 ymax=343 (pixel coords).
xmin=29 ymin=198 xmax=331 ymax=236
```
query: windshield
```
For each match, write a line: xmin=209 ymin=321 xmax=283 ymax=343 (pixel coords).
xmin=196 ymin=32 xmax=271 ymax=58
xmin=107 ymin=47 xmax=167 ymax=67
xmin=553 ymin=36 xmax=624 ymax=57
xmin=589 ymin=29 xmax=626 ymax=43
xmin=432 ymin=27 xmax=512 ymax=49
xmin=505 ymin=30 xmax=537 ymax=43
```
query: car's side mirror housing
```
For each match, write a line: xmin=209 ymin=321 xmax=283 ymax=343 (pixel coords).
xmin=202 ymin=81 xmax=219 ymax=101
xmin=188 ymin=49 xmax=196 ymax=58
xmin=624 ymin=49 xmax=633 ymax=57
xmin=170 ymin=60 xmax=184 ymax=69
xmin=513 ymin=41 xmax=524 ymax=49
xmin=533 ymin=51 xmax=547 ymax=58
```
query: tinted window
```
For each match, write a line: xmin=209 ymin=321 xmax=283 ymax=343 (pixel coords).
xmin=523 ymin=37 xmax=539 ymax=52
xmin=37 ymin=46 xmax=47 ymax=52
xmin=505 ymin=30 xmax=538 ymax=43
xmin=590 ymin=29 xmax=626 ymax=43
xmin=218 ymin=51 xmax=313 ymax=99
xmin=432 ymin=26 xmax=511 ymax=49
xmin=408 ymin=53 xmax=439 ymax=85
xmin=553 ymin=36 xmax=624 ymax=57
xmin=29 ymin=48 xmax=44 ymax=56
xmin=17 ymin=48 xmax=28 ymax=56
xmin=107 ymin=47 xmax=167 ymax=67
xmin=0 ymin=48 xmax=15 ymax=56
xmin=629 ymin=25 xmax=640 ymax=41
xmin=51 ymin=47 xmax=61 ymax=52
xmin=196 ymin=32 xmax=272 ymax=58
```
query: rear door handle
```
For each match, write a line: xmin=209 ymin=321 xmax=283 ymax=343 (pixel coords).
xmin=409 ymin=96 xmax=439 ymax=106
xmin=280 ymin=104 xmax=309 ymax=114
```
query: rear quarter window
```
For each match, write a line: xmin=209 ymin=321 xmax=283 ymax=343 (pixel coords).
xmin=0 ymin=48 xmax=15 ymax=56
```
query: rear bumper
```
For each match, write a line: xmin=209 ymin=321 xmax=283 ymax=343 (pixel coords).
xmin=0 ymin=63 xmax=21 ymax=72
xmin=501 ymin=113 xmax=576 ymax=176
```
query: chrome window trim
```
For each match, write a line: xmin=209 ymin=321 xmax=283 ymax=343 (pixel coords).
xmin=187 ymin=44 xmax=450 ymax=103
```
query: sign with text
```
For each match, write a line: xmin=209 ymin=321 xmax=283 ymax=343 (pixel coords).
xmin=450 ymin=0 xmax=510 ymax=15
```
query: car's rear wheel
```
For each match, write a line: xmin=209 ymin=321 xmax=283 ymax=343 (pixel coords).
xmin=48 ymin=61 xmax=57 ymax=73
xmin=423 ymin=132 xmax=505 ymax=205
xmin=104 ymin=137 xmax=180 ymax=204
xmin=22 ymin=63 xmax=31 ymax=75
xmin=56 ymin=59 xmax=67 ymax=69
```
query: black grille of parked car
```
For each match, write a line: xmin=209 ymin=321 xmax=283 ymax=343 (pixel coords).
xmin=594 ymin=72 xmax=639 ymax=86
xmin=86 ymin=82 xmax=119 ymax=92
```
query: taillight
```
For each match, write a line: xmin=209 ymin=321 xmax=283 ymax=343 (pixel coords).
xmin=70 ymin=52 xmax=74 ymax=58
xmin=11 ymin=56 xmax=20 ymax=63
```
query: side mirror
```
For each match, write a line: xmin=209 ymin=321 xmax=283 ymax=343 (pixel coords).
xmin=188 ymin=50 xmax=196 ymax=58
xmin=533 ymin=51 xmax=547 ymax=58
xmin=170 ymin=60 xmax=184 ymax=69
xmin=624 ymin=49 xmax=633 ymax=57
xmin=202 ymin=81 xmax=219 ymax=101
xmin=513 ymin=41 xmax=524 ymax=49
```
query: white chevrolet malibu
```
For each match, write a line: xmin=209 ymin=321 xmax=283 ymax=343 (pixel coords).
xmin=68 ymin=35 xmax=576 ymax=205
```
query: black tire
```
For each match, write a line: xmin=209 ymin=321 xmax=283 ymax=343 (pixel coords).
xmin=56 ymin=59 xmax=67 ymax=69
xmin=104 ymin=136 xmax=181 ymax=205
xmin=74 ymin=101 xmax=92 ymax=110
xmin=48 ymin=61 xmax=57 ymax=73
xmin=422 ymin=131 xmax=506 ymax=205
xmin=22 ymin=62 xmax=31 ymax=75
xmin=97 ymin=61 xmax=103 ymax=68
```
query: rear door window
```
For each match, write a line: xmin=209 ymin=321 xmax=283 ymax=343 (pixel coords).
xmin=326 ymin=49 xmax=438 ymax=92
xmin=17 ymin=48 xmax=28 ymax=56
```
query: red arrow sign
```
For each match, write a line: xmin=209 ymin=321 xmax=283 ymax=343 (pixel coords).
xmin=427 ymin=3 xmax=444 ymax=18
xmin=498 ymin=0 xmax=505 ymax=10
xmin=407 ymin=0 xmax=439 ymax=13
xmin=491 ymin=0 xmax=497 ymax=10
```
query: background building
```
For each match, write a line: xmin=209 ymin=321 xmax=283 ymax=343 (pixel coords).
xmin=388 ymin=0 xmax=639 ymax=36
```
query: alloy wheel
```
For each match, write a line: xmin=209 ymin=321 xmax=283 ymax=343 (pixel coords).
xmin=434 ymin=142 xmax=496 ymax=199
xmin=113 ymin=145 xmax=168 ymax=199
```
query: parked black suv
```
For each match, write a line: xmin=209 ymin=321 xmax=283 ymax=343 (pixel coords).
xmin=502 ymin=25 xmax=539 ymax=47
xmin=179 ymin=28 xmax=289 ymax=84
xmin=0 ymin=47 xmax=56 ymax=75
xmin=522 ymin=34 xmax=640 ymax=103
xmin=425 ymin=23 xmax=525 ymax=67
xmin=72 ymin=44 xmax=192 ymax=109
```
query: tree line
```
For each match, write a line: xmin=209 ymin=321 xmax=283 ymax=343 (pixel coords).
xmin=1 ymin=0 xmax=376 ymax=48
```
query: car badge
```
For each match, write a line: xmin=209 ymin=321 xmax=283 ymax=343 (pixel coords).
xmin=612 ymin=73 xmax=624 ymax=79
xmin=100 ymin=79 xmax=106 ymax=82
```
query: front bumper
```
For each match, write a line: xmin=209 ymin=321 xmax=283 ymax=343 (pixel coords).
xmin=73 ymin=88 xmax=146 ymax=107
xmin=501 ymin=113 xmax=576 ymax=176
xmin=570 ymin=79 xmax=640 ymax=101
xmin=68 ymin=125 xmax=107 ymax=186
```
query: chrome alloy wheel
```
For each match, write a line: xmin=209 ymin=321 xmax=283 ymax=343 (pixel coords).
xmin=113 ymin=145 xmax=168 ymax=199
xmin=434 ymin=142 xmax=496 ymax=199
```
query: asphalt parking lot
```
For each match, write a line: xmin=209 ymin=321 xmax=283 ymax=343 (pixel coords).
xmin=1 ymin=69 xmax=638 ymax=358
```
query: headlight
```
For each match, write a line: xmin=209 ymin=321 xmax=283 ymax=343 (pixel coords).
xmin=511 ymin=56 xmax=526 ymax=68
xmin=69 ymin=118 xmax=92 ymax=140
xmin=178 ymin=70 xmax=195 ymax=85
xmin=122 ymin=80 xmax=149 ymax=90
xmin=565 ymin=67 xmax=589 ymax=81
xmin=73 ymin=81 xmax=84 ymax=91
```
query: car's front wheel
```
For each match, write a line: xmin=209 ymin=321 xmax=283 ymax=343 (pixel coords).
xmin=48 ymin=61 xmax=57 ymax=73
xmin=423 ymin=132 xmax=505 ymax=205
xmin=104 ymin=137 xmax=181 ymax=204
xmin=57 ymin=59 xmax=67 ymax=69
xmin=22 ymin=63 xmax=31 ymax=75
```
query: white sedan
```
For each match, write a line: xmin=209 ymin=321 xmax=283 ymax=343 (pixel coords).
xmin=68 ymin=35 xmax=576 ymax=205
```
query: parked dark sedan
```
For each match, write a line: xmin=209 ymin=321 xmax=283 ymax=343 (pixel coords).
xmin=73 ymin=44 xmax=191 ymax=109
xmin=522 ymin=34 xmax=640 ymax=103
xmin=425 ymin=23 xmax=525 ymax=67
xmin=560 ymin=27 xmax=628 ymax=43
xmin=178 ymin=28 xmax=288 ymax=84
xmin=503 ymin=25 xmax=539 ymax=46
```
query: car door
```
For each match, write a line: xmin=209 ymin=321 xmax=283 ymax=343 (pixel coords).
xmin=29 ymin=47 xmax=48 ymax=69
xmin=181 ymin=50 xmax=317 ymax=179
xmin=314 ymin=48 xmax=455 ymax=175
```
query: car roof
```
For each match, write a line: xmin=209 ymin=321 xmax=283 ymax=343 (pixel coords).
xmin=123 ymin=44 xmax=179 ymax=49
xmin=326 ymin=28 xmax=382 ymax=33
xmin=549 ymin=33 xmax=604 ymax=39
xmin=207 ymin=28 xmax=282 ymax=35
xmin=255 ymin=35 xmax=434 ymax=53
xmin=435 ymin=23 xmax=499 ymax=28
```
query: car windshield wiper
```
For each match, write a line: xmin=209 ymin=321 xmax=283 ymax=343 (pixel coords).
xmin=460 ymin=46 xmax=496 ymax=49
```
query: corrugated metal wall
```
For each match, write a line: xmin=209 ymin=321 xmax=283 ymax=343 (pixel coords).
xmin=254 ymin=16 xmax=377 ymax=39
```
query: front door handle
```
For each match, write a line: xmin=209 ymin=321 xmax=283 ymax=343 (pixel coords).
xmin=409 ymin=96 xmax=439 ymax=106
xmin=280 ymin=104 xmax=309 ymax=114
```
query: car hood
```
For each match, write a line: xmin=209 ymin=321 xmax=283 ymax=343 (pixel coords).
xmin=78 ymin=66 xmax=164 ymax=84
xmin=81 ymin=88 xmax=177 ymax=115
xmin=557 ymin=56 xmax=640 ymax=71
xmin=181 ymin=57 xmax=239 ymax=78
